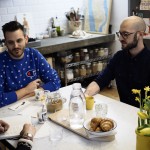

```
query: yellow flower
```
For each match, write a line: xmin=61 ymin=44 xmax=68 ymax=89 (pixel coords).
xmin=144 ymin=86 xmax=150 ymax=92
xmin=137 ymin=111 xmax=149 ymax=119
xmin=138 ymin=127 xmax=150 ymax=136
xmin=132 ymin=89 xmax=141 ymax=95
xmin=135 ymin=97 xmax=140 ymax=103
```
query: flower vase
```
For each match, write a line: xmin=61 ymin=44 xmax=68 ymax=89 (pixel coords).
xmin=136 ymin=133 xmax=150 ymax=150
xmin=69 ymin=20 xmax=82 ymax=33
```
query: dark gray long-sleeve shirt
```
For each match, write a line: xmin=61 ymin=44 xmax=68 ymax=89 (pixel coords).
xmin=94 ymin=46 xmax=150 ymax=107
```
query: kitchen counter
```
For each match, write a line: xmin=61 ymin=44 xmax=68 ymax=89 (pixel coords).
xmin=34 ymin=33 xmax=115 ymax=55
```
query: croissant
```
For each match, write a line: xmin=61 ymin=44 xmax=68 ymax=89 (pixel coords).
xmin=90 ymin=118 xmax=103 ymax=131
xmin=100 ymin=119 xmax=114 ymax=132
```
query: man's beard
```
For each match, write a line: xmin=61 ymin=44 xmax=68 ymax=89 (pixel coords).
xmin=8 ymin=47 xmax=25 ymax=59
xmin=122 ymin=33 xmax=138 ymax=51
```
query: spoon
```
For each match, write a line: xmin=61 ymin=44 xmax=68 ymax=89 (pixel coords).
xmin=15 ymin=101 xmax=25 ymax=109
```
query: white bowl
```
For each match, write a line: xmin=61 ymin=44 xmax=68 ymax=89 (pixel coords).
xmin=83 ymin=118 xmax=117 ymax=137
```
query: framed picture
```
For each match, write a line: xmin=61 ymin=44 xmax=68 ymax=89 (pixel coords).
xmin=84 ymin=0 xmax=112 ymax=34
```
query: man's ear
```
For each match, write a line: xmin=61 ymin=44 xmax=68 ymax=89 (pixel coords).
xmin=25 ymin=35 xmax=28 ymax=44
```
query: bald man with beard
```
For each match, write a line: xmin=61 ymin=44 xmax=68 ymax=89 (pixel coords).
xmin=85 ymin=16 xmax=150 ymax=107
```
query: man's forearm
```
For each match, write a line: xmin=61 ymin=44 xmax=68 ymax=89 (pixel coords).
xmin=85 ymin=81 xmax=100 ymax=96
xmin=16 ymin=87 xmax=31 ymax=100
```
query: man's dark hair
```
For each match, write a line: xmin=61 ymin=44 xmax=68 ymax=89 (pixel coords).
xmin=2 ymin=21 xmax=24 ymax=37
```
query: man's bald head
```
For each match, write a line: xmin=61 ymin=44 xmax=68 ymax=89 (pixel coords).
xmin=121 ymin=16 xmax=146 ymax=32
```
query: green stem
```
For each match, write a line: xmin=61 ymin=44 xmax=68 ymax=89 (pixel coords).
xmin=138 ymin=117 xmax=140 ymax=127
xmin=148 ymin=111 xmax=150 ymax=124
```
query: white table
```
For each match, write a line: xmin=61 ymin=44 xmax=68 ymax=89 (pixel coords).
xmin=0 ymin=85 xmax=138 ymax=150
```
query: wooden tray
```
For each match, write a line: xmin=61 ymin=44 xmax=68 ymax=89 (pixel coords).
xmin=48 ymin=109 xmax=116 ymax=142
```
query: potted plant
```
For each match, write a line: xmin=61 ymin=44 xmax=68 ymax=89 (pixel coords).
xmin=132 ymin=86 xmax=150 ymax=150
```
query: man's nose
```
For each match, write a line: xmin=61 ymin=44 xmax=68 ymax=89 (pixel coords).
xmin=14 ymin=42 xmax=19 ymax=47
xmin=119 ymin=35 xmax=124 ymax=41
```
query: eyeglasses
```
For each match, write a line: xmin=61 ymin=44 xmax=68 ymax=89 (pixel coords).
xmin=116 ymin=31 xmax=136 ymax=39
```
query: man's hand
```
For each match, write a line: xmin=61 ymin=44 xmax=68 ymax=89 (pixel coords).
xmin=16 ymin=79 xmax=42 ymax=100
xmin=20 ymin=124 xmax=36 ymax=140
xmin=0 ymin=120 xmax=9 ymax=134
xmin=84 ymin=81 xmax=100 ymax=96
xmin=25 ymin=79 xmax=42 ymax=94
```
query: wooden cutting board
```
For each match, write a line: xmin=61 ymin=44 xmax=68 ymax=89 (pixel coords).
xmin=48 ymin=109 xmax=116 ymax=142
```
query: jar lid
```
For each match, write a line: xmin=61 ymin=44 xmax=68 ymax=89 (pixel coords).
xmin=66 ymin=69 xmax=73 ymax=72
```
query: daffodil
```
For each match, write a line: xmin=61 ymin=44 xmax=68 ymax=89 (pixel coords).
xmin=132 ymin=86 xmax=150 ymax=136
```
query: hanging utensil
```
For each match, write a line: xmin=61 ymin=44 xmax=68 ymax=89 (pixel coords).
xmin=65 ymin=12 xmax=70 ymax=21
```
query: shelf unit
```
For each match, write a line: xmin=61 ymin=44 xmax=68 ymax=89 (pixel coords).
xmin=64 ymin=54 xmax=112 ymax=86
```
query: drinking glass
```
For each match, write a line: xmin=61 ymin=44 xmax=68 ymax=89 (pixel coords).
xmin=49 ymin=126 xmax=63 ymax=149
xmin=95 ymin=103 xmax=108 ymax=118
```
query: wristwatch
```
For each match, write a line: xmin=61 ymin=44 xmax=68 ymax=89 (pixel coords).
xmin=22 ymin=133 xmax=33 ymax=141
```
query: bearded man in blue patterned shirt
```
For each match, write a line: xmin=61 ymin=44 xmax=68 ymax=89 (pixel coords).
xmin=0 ymin=21 xmax=61 ymax=107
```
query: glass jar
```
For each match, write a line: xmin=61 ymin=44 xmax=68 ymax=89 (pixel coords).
xmin=60 ymin=70 xmax=65 ymax=82
xmin=103 ymin=62 xmax=107 ymax=69
xmin=86 ymin=63 xmax=92 ymax=75
xmin=89 ymin=50 xmax=94 ymax=59
xmin=66 ymin=69 xmax=74 ymax=80
xmin=80 ymin=65 xmax=86 ymax=76
xmin=98 ymin=48 xmax=104 ymax=57
xmin=104 ymin=48 xmax=109 ymax=57
xmin=94 ymin=48 xmax=98 ymax=58
xmin=97 ymin=61 xmax=103 ymax=72
xmin=74 ymin=66 xmax=80 ymax=77
xmin=92 ymin=62 xmax=97 ymax=74
xmin=74 ymin=52 xmax=80 ymax=62
xmin=51 ymin=28 xmax=58 ymax=37
xmin=80 ymin=49 xmax=85 ymax=61
xmin=85 ymin=53 xmax=89 ymax=61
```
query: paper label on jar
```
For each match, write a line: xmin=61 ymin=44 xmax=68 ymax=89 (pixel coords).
xmin=72 ymin=103 xmax=79 ymax=111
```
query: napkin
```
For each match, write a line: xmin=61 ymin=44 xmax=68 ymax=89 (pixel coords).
xmin=8 ymin=101 xmax=30 ymax=111
xmin=85 ymin=130 xmax=117 ymax=142
xmin=18 ymin=105 xmax=41 ymax=118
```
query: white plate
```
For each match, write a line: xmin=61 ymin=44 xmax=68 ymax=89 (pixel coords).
xmin=83 ymin=118 xmax=117 ymax=137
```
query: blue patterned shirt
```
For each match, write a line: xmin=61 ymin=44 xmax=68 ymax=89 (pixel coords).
xmin=0 ymin=48 xmax=61 ymax=107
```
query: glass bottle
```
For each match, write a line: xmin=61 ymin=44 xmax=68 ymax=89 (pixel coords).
xmin=69 ymin=89 xmax=85 ymax=129
xmin=71 ymin=83 xmax=86 ymax=111
xmin=54 ymin=16 xmax=61 ymax=36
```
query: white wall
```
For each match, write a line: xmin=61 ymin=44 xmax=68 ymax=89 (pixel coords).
xmin=110 ymin=0 xmax=128 ymax=53
xmin=0 ymin=0 xmax=84 ymax=39
xmin=0 ymin=0 xmax=128 ymax=43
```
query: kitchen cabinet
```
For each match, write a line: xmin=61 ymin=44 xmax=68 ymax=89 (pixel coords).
xmin=35 ymin=34 xmax=115 ymax=86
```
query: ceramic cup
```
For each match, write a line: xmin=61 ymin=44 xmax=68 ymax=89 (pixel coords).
xmin=85 ymin=96 xmax=94 ymax=110
xmin=34 ymin=89 xmax=50 ymax=101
